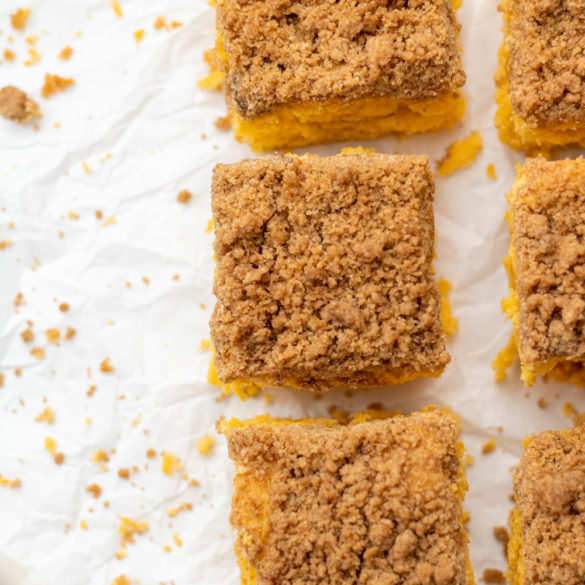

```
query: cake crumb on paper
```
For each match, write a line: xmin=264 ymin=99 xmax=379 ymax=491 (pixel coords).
xmin=0 ymin=474 xmax=22 ymax=488
xmin=23 ymin=48 xmax=40 ymax=66
xmin=111 ymin=576 xmax=130 ymax=585
xmin=58 ymin=46 xmax=72 ymax=60
xmin=177 ymin=189 xmax=192 ymax=204
xmin=21 ymin=328 xmax=33 ymax=343
xmin=166 ymin=502 xmax=192 ymax=517
xmin=85 ymin=484 xmax=102 ymax=498
xmin=30 ymin=347 xmax=45 ymax=359
xmin=486 ymin=164 xmax=497 ymax=180
xmin=0 ymin=86 xmax=41 ymax=124
xmin=483 ymin=569 xmax=505 ymax=584
xmin=133 ymin=29 xmax=144 ymax=44
xmin=196 ymin=436 xmax=214 ymax=456
xmin=3 ymin=49 xmax=16 ymax=62
xmin=41 ymin=74 xmax=74 ymax=99
xmin=161 ymin=452 xmax=183 ymax=477
xmin=110 ymin=0 xmax=123 ymax=18
xmin=46 ymin=329 xmax=60 ymax=343
xmin=100 ymin=358 xmax=114 ymax=373
xmin=481 ymin=439 xmax=496 ymax=455
xmin=437 ymin=131 xmax=483 ymax=176
xmin=10 ymin=8 xmax=30 ymax=31
xmin=35 ymin=406 xmax=54 ymax=424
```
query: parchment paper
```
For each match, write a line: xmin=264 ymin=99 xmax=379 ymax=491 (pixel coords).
xmin=1 ymin=1 xmax=585 ymax=584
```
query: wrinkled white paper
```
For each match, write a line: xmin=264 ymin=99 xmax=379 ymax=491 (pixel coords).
xmin=1 ymin=1 xmax=585 ymax=584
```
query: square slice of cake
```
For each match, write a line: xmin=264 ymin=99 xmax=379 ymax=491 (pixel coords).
xmin=496 ymin=157 xmax=585 ymax=387
xmin=213 ymin=0 xmax=466 ymax=152
xmin=210 ymin=151 xmax=450 ymax=392
xmin=508 ymin=425 xmax=585 ymax=585
xmin=495 ymin=0 xmax=585 ymax=152
xmin=219 ymin=409 xmax=474 ymax=585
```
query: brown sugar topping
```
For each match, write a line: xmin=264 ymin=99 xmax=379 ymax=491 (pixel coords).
xmin=506 ymin=0 xmax=585 ymax=127
xmin=514 ymin=425 xmax=585 ymax=585
xmin=216 ymin=0 xmax=465 ymax=119
xmin=0 ymin=85 xmax=41 ymax=124
xmin=224 ymin=412 xmax=468 ymax=585
xmin=211 ymin=153 xmax=449 ymax=390
xmin=511 ymin=157 xmax=585 ymax=364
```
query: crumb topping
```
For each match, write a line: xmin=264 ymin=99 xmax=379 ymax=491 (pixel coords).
xmin=10 ymin=8 xmax=30 ymax=31
xmin=211 ymin=153 xmax=448 ymax=390
xmin=0 ymin=85 xmax=41 ymax=124
xmin=177 ymin=189 xmax=192 ymax=204
xmin=506 ymin=0 xmax=585 ymax=127
xmin=41 ymin=74 xmax=74 ymax=99
xmin=58 ymin=46 xmax=73 ymax=60
xmin=216 ymin=0 xmax=465 ymax=118
xmin=514 ymin=426 xmax=585 ymax=585
xmin=196 ymin=436 xmax=214 ymax=455
xmin=511 ymin=157 xmax=585 ymax=364
xmin=224 ymin=411 xmax=468 ymax=585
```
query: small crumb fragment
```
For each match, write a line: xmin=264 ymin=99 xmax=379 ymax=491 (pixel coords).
xmin=154 ymin=16 xmax=183 ymax=31
xmin=82 ymin=161 xmax=91 ymax=174
xmin=3 ymin=48 xmax=16 ymax=62
xmin=118 ymin=516 xmax=148 ymax=547
xmin=35 ymin=406 xmax=54 ymax=424
xmin=166 ymin=502 xmax=193 ymax=517
xmin=95 ymin=210 xmax=103 ymax=220
xmin=161 ymin=452 xmax=183 ymax=477
xmin=110 ymin=0 xmax=123 ymax=18
xmin=14 ymin=293 xmax=24 ymax=307
xmin=87 ymin=384 xmax=97 ymax=397
xmin=0 ymin=373 xmax=4 ymax=387
xmin=100 ymin=358 xmax=114 ymax=373
xmin=142 ymin=276 xmax=149 ymax=285
xmin=163 ymin=545 xmax=172 ymax=553
xmin=80 ymin=520 xmax=88 ymax=530
xmin=214 ymin=114 xmax=231 ymax=130
xmin=481 ymin=439 xmax=496 ymax=455
xmin=133 ymin=29 xmax=144 ymax=44
xmin=199 ymin=339 xmax=211 ymax=351
xmin=118 ymin=468 xmax=130 ymax=479
xmin=0 ymin=474 xmax=21 ymax=488
xmin=483 ymin=569 xmax=505 ymax=584
xmin=0 ymin=85 xmax=41 ymax=124
xmin=196 ymin=435 xmax=214 ymax=456
xmin=189 ymin=478 xmax=200 ymax=487
xmin=46 ymin=328 xmax=60 ymax=343
xmin=59 ymin=302 xmax=70 ymax=312
xmin=30 ymin=347 xmax=45 ymax=359
xmin=23 ymin=48 xmax=40 ymax=66
xmin=177 ymin=189 xmax=192 ymax=204
xmin=44 ymin=436 xmax=57 ymax=455
xmin=0 ymin=240 xmax=13 ymax=250
xmin=111 ymin=577 xmax=130 ymax=585
xmin=205 ymin=219 xmax=213 ymax=233
xmin=486 ymin=164 xmax=497 ymax=180
xmin=438 ymin=277 xmax=458 ymax=337
xmin=436 ymin=131 xmax=483 ymax=177
xmin=172 ymin=533 xmax=183 ymax=547
xmin=86 ymin=484 xmax=102 ymax=498
xmin=11 ymin=8 xmax=30 ymax=31
xmin=91 ymin=449 xmax=109 ymax=463
xmin=54 ymin=452 xmax=65 ymax=465
xmin=103 ymin=215 xmax=117 ymax=227
xmin=58 ymin=46 xmax=72 ymax=60
xmin=64 ymin=326 xmax=76 ymax=340
xmin=21 ymin=328 xmax=34 ymax=343
xmin=146 ymin=448 xmax=156 ymax=458
xmin=41 ymin=74 xmax=74 ymax=99
xmin=130 ymin=413 xmax=141 ymax=426
xmin=537 ymin=397 xmax=547 ymax=409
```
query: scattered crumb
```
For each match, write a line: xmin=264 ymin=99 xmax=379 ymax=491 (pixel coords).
xmin=214 ymin=114 xmax=231 ymax=130
xmin=85 ymin=484 xmax=102 ymax=498
xmin=59 ymin=302 xmax=70 ymax=312
xmin=67 ymin=210 xmax=79 ymax=220
xmin=481 ymin=439 xmax=496 ymax=455
xmin=91 ymin=449 xmax=109 ymax=463
xmin=25 ymin=34 xmax=37 ymax=45
xmin=563 ymin=402 xmax=585 ymax=426
xmin=111 ymin=577 xmax=130 ymax=585
xmin=45 ymin=328 xmax=60 ymax=343
xmin=163 ymin=545 xmax=172 ymax=553
xmin=35 ymin=406 xmax=54 ymax=424
xmin=154 ymin=16 xmax=183 ymax=31
xmin=172 ymin=533 xmax=183 ymax=547
xmin=82 ymin=161 xmax=91 ymax=174
xmin=438 ymin=277 xmax=458 ymax=337
xmin=58 ymin=46 xmax=72 ymax=60
xmin=14 ymin=292 xmax=24 ymax=307
xmin=21 ymin=328 xmax=34 ymax=343
xmin=110 ymin=0 xmax=123 ymax=18
xmin=199 ymin=338 xmax=211 ymax=351
xmin=0 ymin=373 xmax=4 ymax=387
xmin=41 ymin=74 xmax=74 ymax=99
xmin=142 ymin=276 xmax=149 ymax=285
xmin=0 ymin=240 xmax=14 ymax=250
xmin=100 ymin=358 xmax=114 ymax=373
xmin=130 ymin=413 xmax=141 ymax=426
xmin=486 ymin=164 xmax=497 ymax=180
xmin=103 ymin=215 xmax=117 ymax=227
xmin=166 ymin=502 xmax=193 ymax=517
xmin=189 ymin=478 xmax=200 ymax=487
xmin=0 ymin=85 xmax=41 ymax=124
xmin=44 ymin=436 xmax=57 ymax=455
xmin=86 ymin=417 xmax=92 ymax=425
xmin=133 ymin=29 xmax=144 ymax=44
xmin=95 ymin=210 xmax=103 ymax=220
xmin=54 ymin=452 xmax=65 ymax=465
xmin=177 ymin=189 xmax=192 ymax=204
xmin=23 ymin=48 xmax=40 ymax=66
xmin=118 ymin=516 xmax=149 ymax=547
xmin=264 ymin=393 xmax=273 ymax=406
xmin=3 ymin=48 xmax=16 ymax=62
xmin=196 ymin=436 xmax=214 ymax=456
xmin=64 ymin=326 xmax=76 ymax=340
xmin=87 ymin=384 xmax=97 ymax=396
xmin=483 ymin=569 xmax=505 ymax=584
xmin=118 ymin=468 xmax=130 ymax=479
xmin=205 ymin=219 xmax=213 ymax=233
xmin=30 ymin=347 xmax=45 ymax=359
xmin=14 ymin=368 xmax=21 ymax=377
xmin=328 ymin=405 xmax=348 ymax=421
xmin=0 ymin=474 xmax=21 ymax=488
xmin=80 ymin=520 xmax=88 ymax=530
xmin=161 ymin=452 xmax=183 ymax=477
xmin=10 ymin=8 xmax=30 ymax=31
xmin=537 ymin=397 xmax=547 ymax=409
xmin=437 ymin=131 xmax=483 ymax=176
xmin=146 ymin=448 xmax=156 ymax=458
xmin=114 ymin=550 xmax=127 ymax=560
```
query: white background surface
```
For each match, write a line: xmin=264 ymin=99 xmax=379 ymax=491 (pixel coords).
xmin=1 ymin=1 xmax=584 ymax=584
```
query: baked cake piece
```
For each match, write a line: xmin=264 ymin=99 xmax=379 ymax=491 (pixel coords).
xmin=508 ymin=425 xmax=585 ymax=585
xmin=495 ymin=157 xmax=585 ymax=387
xmin=219 ymin=409 xmax=474 ymax=585
xmin=495 ymin=0 xmax=585 ymax=152
xmin=210 ymin=151 xmax=450 ymax=392
xmin=212 ymin=0 xmax=466 ymax=152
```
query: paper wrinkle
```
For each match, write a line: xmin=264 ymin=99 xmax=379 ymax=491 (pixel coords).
xmin=1 ymin=0 xmax=585 ymax=584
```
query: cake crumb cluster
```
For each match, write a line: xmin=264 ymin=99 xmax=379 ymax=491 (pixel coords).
xmin=211 ymin=152 xmax=449 ymax=391
xmin=0 ymin=85 xmax=41 ymax=124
